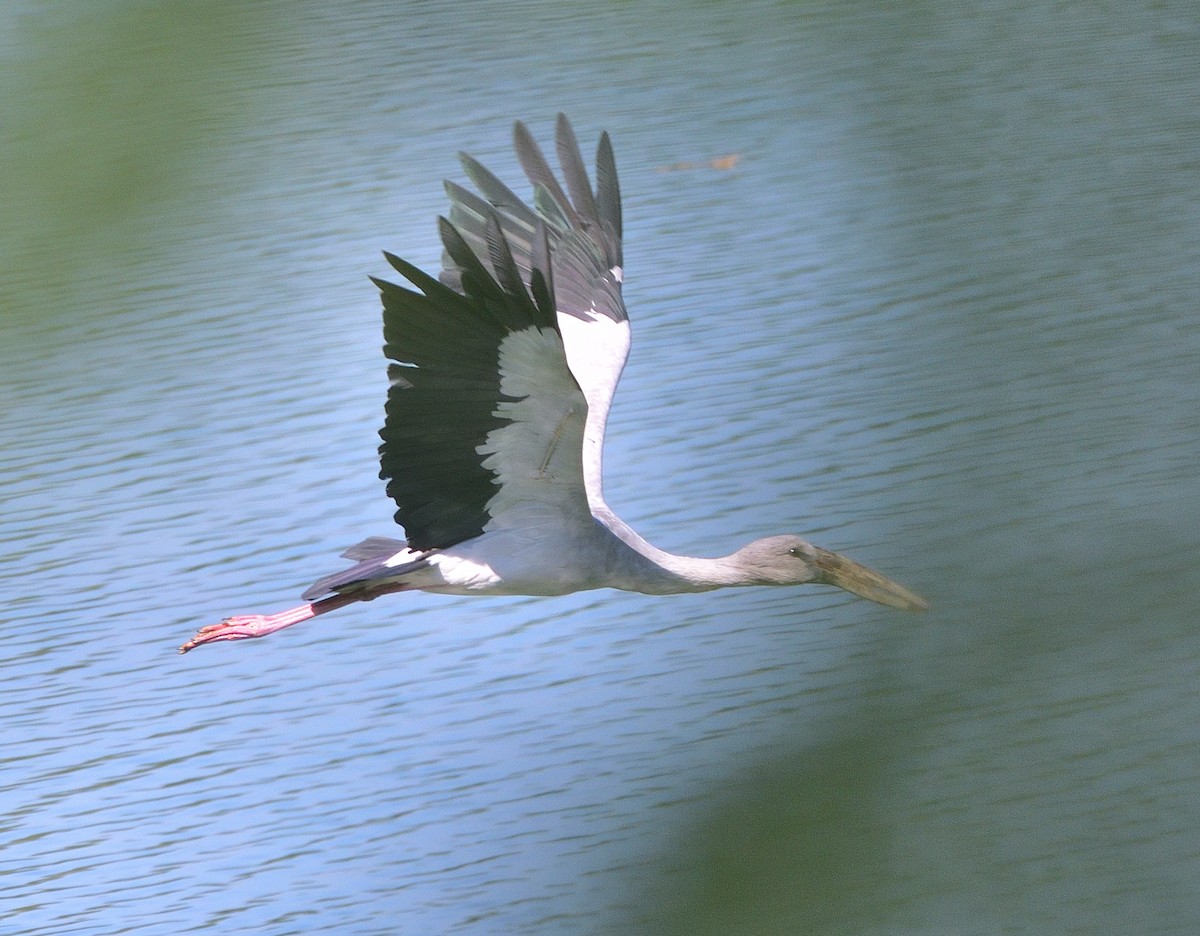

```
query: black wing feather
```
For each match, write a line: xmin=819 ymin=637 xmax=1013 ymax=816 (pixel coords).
xmin=513 ymin=120 xmax=580 ymax=228
xmin=555 ymin=113 xmax=599 ymax=225
xmin=377 ymin=206 xmax=557 ymax=549
xmin=595 ymin=131 xmax=623 ymax=264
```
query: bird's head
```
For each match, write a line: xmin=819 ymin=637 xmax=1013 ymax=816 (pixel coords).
xmin=733 ymin=534 xmax=927 ymax=611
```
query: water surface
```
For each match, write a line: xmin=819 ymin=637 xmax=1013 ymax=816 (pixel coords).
xmin=3 ymin=2 xmax=1198 ymax=933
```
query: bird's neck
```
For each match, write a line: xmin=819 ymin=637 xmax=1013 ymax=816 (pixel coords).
xmin=596 ymin=508 xmax=746 ymax=593
xmin=643 ymin=550 xmax=747 ymax=592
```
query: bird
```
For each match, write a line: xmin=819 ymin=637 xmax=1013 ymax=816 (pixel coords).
xmin=180 ymin=114 xmax=925 ymax=654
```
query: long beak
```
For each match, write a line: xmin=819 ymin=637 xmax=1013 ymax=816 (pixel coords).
xmin=812 ymin=548 xmax=928 ymax=612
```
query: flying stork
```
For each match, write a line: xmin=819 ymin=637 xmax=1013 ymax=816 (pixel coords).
xmin=180 ymin=115 xmax=925 ymax=653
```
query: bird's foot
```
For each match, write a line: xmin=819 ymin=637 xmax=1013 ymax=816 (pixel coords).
xmin=178 ymin=605 xmax=317 ymax=653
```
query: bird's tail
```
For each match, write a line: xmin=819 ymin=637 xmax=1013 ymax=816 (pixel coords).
xmin=300 ymin=537 xmax=428 ymax=601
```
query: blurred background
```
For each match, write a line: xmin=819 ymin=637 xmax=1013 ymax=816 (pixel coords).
xmin=2 ymin=1 xmax=1197 ymax=933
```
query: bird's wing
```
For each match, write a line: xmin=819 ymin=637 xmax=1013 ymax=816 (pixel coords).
xmin=376 ymin=205 xmax=594 ymax=551
xmin=442 ymin=114 xmax=630 ymax=516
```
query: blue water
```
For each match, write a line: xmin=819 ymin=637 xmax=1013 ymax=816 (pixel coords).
xmin=3 ymin=2 xmax=1198 ymax=933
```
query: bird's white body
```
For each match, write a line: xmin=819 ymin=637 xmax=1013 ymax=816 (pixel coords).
xmin=417 ymin=527 xmax=642 ymax=596
xmin=180 ymin=115 xmax=924 ymax=653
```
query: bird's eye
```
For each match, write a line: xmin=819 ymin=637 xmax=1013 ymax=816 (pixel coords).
xmin=787 ymin=547 xmax=801 ymax=557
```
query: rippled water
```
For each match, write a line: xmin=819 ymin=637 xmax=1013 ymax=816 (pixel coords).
xmin=3 ymin=2 xmax=1198 ymax=933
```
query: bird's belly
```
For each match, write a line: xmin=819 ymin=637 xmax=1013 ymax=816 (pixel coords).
xmin=419 ymin=541 xmax=603 ymax=597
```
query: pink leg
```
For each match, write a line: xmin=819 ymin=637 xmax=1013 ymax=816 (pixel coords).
xmin=178 ymin=594 xmax=352 ymax=653
xmin=181 ymin=580 xmax=412 ymax=652
xmin=178 ymin=584 xmax=410 ymax=653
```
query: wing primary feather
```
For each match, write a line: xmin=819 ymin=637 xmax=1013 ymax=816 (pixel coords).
xmin=446 ymin=181 xmax=537 ymax=254
xmin=459 ymin=152 xmax=539 ymax=227
xmin=595 ymin=131 xmax=623 ymax=260
xmin=529 ymin=219 xmax=554 ymax=316
xmin=438 ymin=218 xmax=506 ymax=306
xmin=484 ymin=214 xmax=532 ymax=309
xmin=555 ymin=113 xmax=599 ymax=224
xmin=532 ymin=183 xmax=571 ymax=231
xmin=379 ymin=252 xmax=456 ymax=299
xmin=513 ymin=119 xmax=580 ymax=227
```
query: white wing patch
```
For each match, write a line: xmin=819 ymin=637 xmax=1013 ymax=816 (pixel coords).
xmin=383 ymin=547 xmax=426 ymax=568
xmin=477 ymin=325 xmax=592 ymax=534
xmin=556 ymin=312 xmax=630 ymax=513
xmin=425 ymin=552 xmax=503 ymax=589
